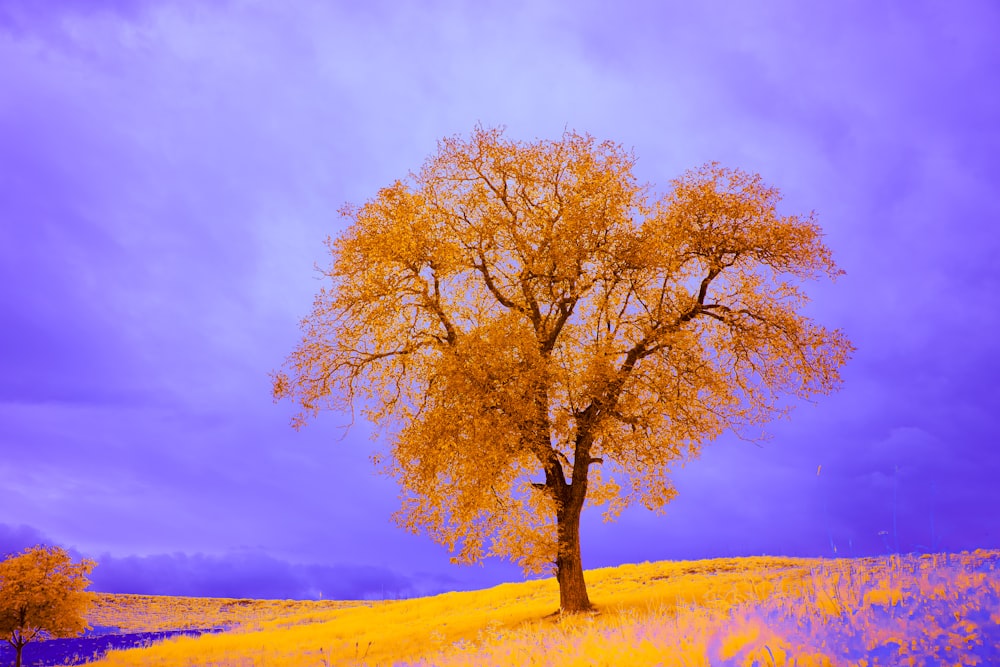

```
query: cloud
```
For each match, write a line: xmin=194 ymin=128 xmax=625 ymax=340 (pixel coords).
xmin=0 ymin=523 xmax=477 ymax=600
xmin=88 ymin=550 xmax=418 ymax=600
xmin=1 ymin=0 xmax=998 ymax=600
xmin=0 ymin=524 xmax=53 ymax=558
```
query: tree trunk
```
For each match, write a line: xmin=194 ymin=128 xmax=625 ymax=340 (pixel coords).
xmin=15 ymin=643 xmax=23 ymax=667
xmin=555 ymin=489 xmax=592 ymax=613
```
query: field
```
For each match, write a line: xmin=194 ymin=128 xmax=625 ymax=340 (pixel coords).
xmin=17 ymin=550 xmax=1000 ymax=666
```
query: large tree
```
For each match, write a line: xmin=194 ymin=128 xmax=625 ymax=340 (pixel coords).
xmin=273 ymin=126 xmax=852 ymax=613
xmin=0 ymin=546 xmax=95 ymax=667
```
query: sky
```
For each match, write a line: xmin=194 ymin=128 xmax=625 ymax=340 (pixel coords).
xmin=1 ymin=0 xmax=998 ymax=601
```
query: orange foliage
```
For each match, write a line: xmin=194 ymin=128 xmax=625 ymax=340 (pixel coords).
xmin=273 ymin=125 xmax=852 ymax=611
xmin=0 ymin=545 xmax=95 ymax=667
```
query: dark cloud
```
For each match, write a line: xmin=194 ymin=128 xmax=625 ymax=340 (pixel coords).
xmin=89 ymin=551 xmax=417 ymax=601
xmin=0 ymin=524 xmax=52 ymax=558
xmin=0 ymin=524 xmax=488 ymax=601
xmin=0 ymin=524 xmax=418 ymax=600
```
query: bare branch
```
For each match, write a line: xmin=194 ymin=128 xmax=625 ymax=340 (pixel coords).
xmin=472 ymin=250 xmax=523 ymax=312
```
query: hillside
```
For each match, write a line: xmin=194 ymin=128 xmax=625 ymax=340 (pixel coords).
xmin=35 ymin=551 xmax=1000 ymax=666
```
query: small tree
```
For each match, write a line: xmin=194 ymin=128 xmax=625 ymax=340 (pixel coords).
xmin=0 ymin=546 xmax=96 ymax=667
xmin=273 ymin=126 xmax=852 ymax=613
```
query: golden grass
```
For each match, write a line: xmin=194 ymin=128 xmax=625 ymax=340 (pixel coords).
xmin=86 ymin=593 xmax=374 ymax=633
xmin=85 ymin=550 xmax=1000 ymax=666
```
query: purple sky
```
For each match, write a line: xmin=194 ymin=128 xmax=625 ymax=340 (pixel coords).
xmin=2 ymin=1 xmax=999 ymax=600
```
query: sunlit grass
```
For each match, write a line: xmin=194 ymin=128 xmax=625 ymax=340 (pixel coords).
xmin=85 ymin=550 xmax=1000 ymax=666
xmin=87 ymin=593 xmax=372 ymax=633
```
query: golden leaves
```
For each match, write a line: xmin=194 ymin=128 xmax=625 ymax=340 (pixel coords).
xmin=651 ymin=162 xmax=839 ymax=281
xmin=0 ymin=546 xmax=95 ymax=649
xmin=273 ymin=126 xmax=852 ymax=575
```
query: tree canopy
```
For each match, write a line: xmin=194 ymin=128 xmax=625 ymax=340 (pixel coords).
xmin=273 ymin=126 xmax=852 ymax=612
xmin=0 ymin=545 xmax=96 ymax=667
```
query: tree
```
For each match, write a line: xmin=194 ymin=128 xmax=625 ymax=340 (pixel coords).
xmin=0 ymin=545 xmax=96 ymax=667
xmin=273 ymin=126 xmax=852 ymax=613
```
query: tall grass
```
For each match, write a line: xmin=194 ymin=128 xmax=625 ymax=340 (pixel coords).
xmin=402 ymin=551 xmax=1000 ymax=666
xmin=84 ymin=550 xmax=1000 ymax=666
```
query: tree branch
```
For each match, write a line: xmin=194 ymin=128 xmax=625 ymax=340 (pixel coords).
xmin=422 ymin=263 xmax=459 ymax=345
xmin=472 ymin=251 xmax=523 ymax=312
xmin=577 ymin=265 xmax=725 ymax=427
xmin=542 ymin=296 xmax=579 ymax=354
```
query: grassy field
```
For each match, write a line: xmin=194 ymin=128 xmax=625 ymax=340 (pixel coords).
xmin=80 ymin=550 xmax=1000 ymax=666
xmin=86 ymin=593 xmax=372 ymax=633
